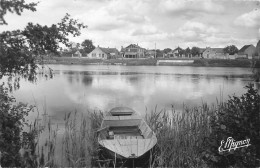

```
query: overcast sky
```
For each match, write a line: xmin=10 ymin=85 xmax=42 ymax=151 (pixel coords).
xmin=1 ymin=0 xmax=260 ymax=50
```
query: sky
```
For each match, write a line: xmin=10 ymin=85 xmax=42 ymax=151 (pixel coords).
xmin=1 ymin=0 xmax=260 ymax=50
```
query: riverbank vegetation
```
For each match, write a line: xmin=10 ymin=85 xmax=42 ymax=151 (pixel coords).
xmin=40 ymin=56 xmax=260 ymax=67
xmin=145 ymin=84 xmax=259 ymax=167
xmin=1 ymin=84 xmax=259 ymax=167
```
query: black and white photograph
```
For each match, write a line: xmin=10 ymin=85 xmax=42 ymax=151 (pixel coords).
xmin=0 ymin=0 xmax=260 ymax=167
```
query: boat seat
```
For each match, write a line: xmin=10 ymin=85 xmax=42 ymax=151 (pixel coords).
xmin=104 ymin=115 xmax=141 ymax=121
xmin=114 ymin=135 xmax=144 ymax=139
xmin=108 ymin=131 xmax=114 ymax=139
xmin=103 ymin=119 xmax=141 ymax=127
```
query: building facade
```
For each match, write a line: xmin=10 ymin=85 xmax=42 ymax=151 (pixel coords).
xmin=121 ymin=44 xmax=146 ymax=58
xmin=202 ymin=47 xmax=227 ymax=59
xmin=88 ymin=46 xmax=108 ymax=59
xmin=237 ymin=45 xmax=256 ymax=59
xmin=88 ymin=46 xmax=120 ymax=59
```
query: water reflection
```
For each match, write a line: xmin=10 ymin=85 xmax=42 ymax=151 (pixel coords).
xmin=11 ymin=65 xmax=254 ymax=122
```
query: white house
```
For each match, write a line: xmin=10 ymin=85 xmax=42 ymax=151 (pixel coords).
xmin=88 ymin=46 xmax=120 ymax=59
xmin=88 ymin=46 xmax=108 ymax=59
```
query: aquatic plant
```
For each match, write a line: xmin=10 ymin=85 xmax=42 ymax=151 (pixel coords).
xmin=204 ymin=84 xmax=260 ymax=167
xmin=0 ymin=84 xmax=39 ymax=167
xmin=145 ymin=105 xmax=211 ymax=167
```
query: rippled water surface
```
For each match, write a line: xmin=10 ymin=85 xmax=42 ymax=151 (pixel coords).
xmin=9 ymin=64 xmax=255 ymax=123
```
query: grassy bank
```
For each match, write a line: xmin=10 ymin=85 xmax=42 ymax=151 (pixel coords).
xmin=39 ymin=56 xmax=260 ymax=67
xmin=16 ymin=105 xmax=212 ymax=167
xmin=193 ymin=59 xmax=252 ymax=67
xmin=40 ymin=57 xmax=158 ymax=66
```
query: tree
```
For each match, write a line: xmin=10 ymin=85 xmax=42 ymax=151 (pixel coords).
xmin=185 ymin=47 xmax=191 ymax=57
xmin=177 ymin=47 xmax=184 ymax=56
xmin=163 ymin=48 xmax=172 ymax=54
xmin=0 ymin=85 xmax=36 ymax=166
xmin=0 ymin=0 xmax=37 ymax=25
xmin=0 ymin=2 xmax=87 ymax=167
xmin=204 ymin=84 xmax=260 ymax=167
xmin=180 ymin=50 xmax=185 ymax=56
xmin=0 ymin=13 xmax=87 ymax=82
xmin=81 ymin=39 xmax=95 ymax=55
xmin=191 ymin=47 xmax=200 ymax=57
xmin=155 ymin=49 xmax=163 ymax=58
xmin=223 ymin=45 xmax=239 ymax=55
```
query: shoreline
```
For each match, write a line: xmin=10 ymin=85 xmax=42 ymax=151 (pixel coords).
xmin=38 ymin=57 xmax=260 ymax=68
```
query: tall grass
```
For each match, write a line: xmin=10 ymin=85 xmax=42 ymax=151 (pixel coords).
xmin=25 ymin=103 xmax=217 ymax=167
xmin=18 ymin=109 xmax=104 ymax=167
xmin=61 ymin=110 xmax=103 ymax=167
xmin=145 ymin=104 xmax=215 ymax=167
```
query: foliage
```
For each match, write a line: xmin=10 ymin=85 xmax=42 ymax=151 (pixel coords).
xmin=145 ymin=105 xmax=211 ymax=167
xmin=0 ymin=2 xmax=87 ymax=168
xmin=223 ymin=45 xmax=239 ymax=55
xmin=193 ymin=59 xmax=251 ymax=67
xmin=203 ymin=84 xmax=260 ymax=167
xmin=0 ymin=84 xmax=37 ymax=167
xmin=191 ymin=46 xmax=200 ymax=57
xmin=81 ymin=39 xmax=95 ymax=55
xmin=34 ymin=110 xmax=103 ymax=167
xmin=185 ymin=47 xmax=191 ymax=57
xmin=179 ymin=49 xmax=185 ymax=56
xmin=0 ymin=0 xmax=37 ymax=25
xmin=0 ymin=13 xmax=87 ymax=82
xmin=155 ymin=49 xmax=163 ymax=58
xmin=163 ymin=48 xmax=172 ymax=54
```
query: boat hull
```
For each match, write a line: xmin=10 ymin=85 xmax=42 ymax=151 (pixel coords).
xmin=96 ymin=107 xmax=158 ymax=167
xmin=98 ymin=145 xmax=157 ymax=167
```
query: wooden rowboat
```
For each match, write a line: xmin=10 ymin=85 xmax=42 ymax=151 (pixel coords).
xmin=97 ymin=107 xmax=157 ymax=162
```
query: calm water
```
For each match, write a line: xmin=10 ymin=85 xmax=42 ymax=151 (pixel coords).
xmin=8 ymin=64 xmax=256 ymax=124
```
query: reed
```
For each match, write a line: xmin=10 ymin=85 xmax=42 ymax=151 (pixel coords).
xmin=62 ymin=110 xmax=103 ymax=167
xmin=35 ymin=104 xmax=216 ymax=167
xmin=145 ymin=104 xmax=217 ymax=167
xmin=23 ymin=105 xmax=215 ymax=167
xmin=17 ymin=109 xmax=103 ymax=167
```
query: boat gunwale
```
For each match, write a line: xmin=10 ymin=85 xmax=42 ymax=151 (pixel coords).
xmin=97 ymin=107 xmax=157 ymax=158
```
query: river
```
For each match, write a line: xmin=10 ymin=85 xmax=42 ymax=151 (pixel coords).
xmin=8 ymin=64 xmax=256 ymax=124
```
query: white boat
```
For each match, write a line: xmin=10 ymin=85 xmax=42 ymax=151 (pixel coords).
xmin=97 ymin=107 xmax=157 ymax=161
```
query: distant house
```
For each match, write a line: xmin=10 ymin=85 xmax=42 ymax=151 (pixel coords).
xmin=165 ymin=47 xmax=181 ymax=58
xmin=198 ymin=48 xmax=206 ymax=58
xmin=237 ymin=45 xmax=256 ymax=59
xmin=100 ymin=47 xmax=121 ymax=59
xmin=166 ymin=50 xmax=177 ymax=58
xmin=72 ymin=50 xmax=82 ymax=58
xmin=121 ymin=44 xmax=146 ymax=58
xmin=202 ymin=47 xmax=227 ymax=59
xmin=88 ymin=46 xmax=120 ymax=59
